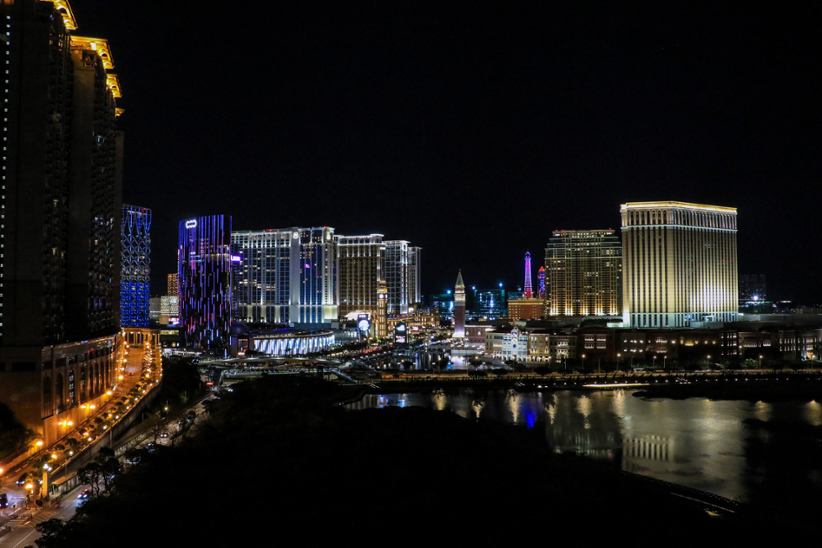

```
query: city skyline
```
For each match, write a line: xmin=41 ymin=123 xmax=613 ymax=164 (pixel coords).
xmin=3 ymin=3 xmax=822 ymax=544
xmin=71 ymin=2 xmax=822 ymax=303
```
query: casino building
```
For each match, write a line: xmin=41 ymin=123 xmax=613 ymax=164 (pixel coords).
xmin=178 ymin=215 xmax=233 ymax=351
xmin=232 ymin=227 xmax=338 ymax=327
xmin=621 ymin=201 xmax=738 ymax=328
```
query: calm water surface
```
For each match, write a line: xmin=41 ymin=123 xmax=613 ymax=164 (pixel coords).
xmin=347 ymin=389 xmax=822 ymax=505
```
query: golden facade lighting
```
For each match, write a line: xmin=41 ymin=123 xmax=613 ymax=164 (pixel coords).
xmin=621 ymin=201 xmax=738 ymax=328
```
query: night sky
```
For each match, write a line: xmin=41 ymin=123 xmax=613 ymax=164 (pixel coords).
xmin=74 ymin=3 xmax=822 ymax=302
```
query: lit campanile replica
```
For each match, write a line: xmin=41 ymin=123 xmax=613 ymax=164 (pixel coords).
xmin=453 ymin=270 xmax=466 ymax=338
xmin=0 ymin=0 xmax=123 ymax=441
xmin=178 ymin=215 xmax=233 ymax=351
xmin=621 ymin=201 xmax=738 ymax=328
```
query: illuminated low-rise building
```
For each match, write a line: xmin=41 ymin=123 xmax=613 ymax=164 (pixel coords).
xmin=508 ymin=298 xmax=544 ymax=321
xmin=470 ymin=287 xmax=507 ymax=319
xmin=484 ymin=327 xmax=571 ymax=363
xmin=250 ymin=329 xmax=335 ymax=356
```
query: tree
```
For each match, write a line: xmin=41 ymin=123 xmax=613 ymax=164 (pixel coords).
xmin=35 ymin=518 xmax=65 ymax=547
xmin=96 ymin=447 xmax=121 ymax=493
xmin=78 ymin=462 xmax=103 ymax=497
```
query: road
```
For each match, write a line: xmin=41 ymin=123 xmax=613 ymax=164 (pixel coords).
xmin=0 ymin=489 xmax=85 ymax=547
xmin=0 ymin=337 xmax=162 ymax=546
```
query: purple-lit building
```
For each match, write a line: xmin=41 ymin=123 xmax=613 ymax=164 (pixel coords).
xmin=178 ymin=215 xmax=233 ymax=352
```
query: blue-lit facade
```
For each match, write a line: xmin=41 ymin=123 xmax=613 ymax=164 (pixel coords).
xmin=178 ymin=215 xmax=233 ymax=351
xmin=471 ymin=288 xmax=507 ymax=319
xmin=232 ymin=227 xmax=337 ymax=327
xmin=431 ymin=291 xmax=454 ymax=319
xmin=296 ymin=227 xmax=338 ymax=324
xmin=120 ymin=205 xmax=151 ymax=327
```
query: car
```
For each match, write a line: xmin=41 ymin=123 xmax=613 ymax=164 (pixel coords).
xmin=75 ymin=489 xmax=92 ymax=507
xmin=159 ymin=431 xmax=169 ymax=439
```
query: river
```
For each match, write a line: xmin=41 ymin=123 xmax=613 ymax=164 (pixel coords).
xmin=346 ymin=388 xmax=822 ymax=510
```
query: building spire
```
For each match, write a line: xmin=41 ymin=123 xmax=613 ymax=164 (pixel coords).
xmin=453 ymin=269 xmax=465 ymax=338
xmin=523 ymin=252 xmax=533 ymax=298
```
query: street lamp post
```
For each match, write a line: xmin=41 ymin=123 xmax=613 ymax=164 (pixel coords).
xmin=616 ymin=353 xmax=622 ymax=373
xmin=581 ymin=353 xmax=586 ymax=373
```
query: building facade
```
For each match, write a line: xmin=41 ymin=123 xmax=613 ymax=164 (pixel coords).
xmin=508 ymin=298 xmax=544 ymax=321
xmin=621 ymin=201 xmax=738 ymax=328
xmin=178 ymin=215 xmax=233 ymax=351
xmin=167 ymin=273 xmax=179 ymax=296
xmin=0 ymin=0 xmax=123 ymax=440
xmin=545 ymin=229 xmax=622 ymax=317
xmin=471 ymin=287 xmax=507 ymax=319
xmin=232 ymin=227 xmax=338 ymax=327
xmin=408 ymin=246 xmax=422 ymax=308
xmin=384 ymin=240 xmax=410 ymax=315
xmin=336 ymin=234 xmax=387 ymax=338
xmin=120 ymin=205 xmax=151 ymax=327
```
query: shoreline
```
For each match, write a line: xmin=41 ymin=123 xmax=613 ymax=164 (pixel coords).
xmin=366 ymin=374 xmax=822 ymax=403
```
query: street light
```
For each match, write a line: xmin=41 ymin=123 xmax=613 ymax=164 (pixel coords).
xmin=616 ymin=353 xmax=622 ymax=372
xmin=581 ymin=353 xmax=586 ymax=372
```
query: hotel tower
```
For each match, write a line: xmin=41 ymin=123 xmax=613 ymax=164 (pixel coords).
xmin=621 ymin=201 xmax=738 ymax=328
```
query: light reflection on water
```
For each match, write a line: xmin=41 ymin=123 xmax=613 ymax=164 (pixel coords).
xmin=348 ymin=389 xmax=822 ymax=503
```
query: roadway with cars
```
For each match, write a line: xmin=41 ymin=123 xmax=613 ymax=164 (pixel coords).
xmin=0 ymin=339 xmax=162 ymax=546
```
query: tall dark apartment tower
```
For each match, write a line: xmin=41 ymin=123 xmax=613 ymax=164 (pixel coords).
xmin=0 ymin=0 xmax=123 ymax=443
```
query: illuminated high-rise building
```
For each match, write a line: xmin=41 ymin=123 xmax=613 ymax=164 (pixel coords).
xmin=545 ymin=229 xmax=622 ymax=317
xmin=384 ymin=240 xmax=409 ymax=315
xmin=537 ymin=266 xmax=546 ymax=300
xmin=167 ymin=273 xmax=179 ymax=296
xmin=453 ymin=270 xmax=466 ymax=338
xmin=336 ymin=234 xmax=387 ymax=337
xmin=408 ymin=246 xmax=422 ymax=308
xmin=523 ymin=252 xmax=533 ymax=298
xmin=120 ymin=205 xmax=151 ymax=327
xmin=232 ymin=227 xmax=338 ymax=326
xmin=0 ymin=0 xmax=122 ymax=440
xmin=178 ymin=215 xmax=233 ymax=350
xmin=621 ymin=201 xmax=738 ymax=328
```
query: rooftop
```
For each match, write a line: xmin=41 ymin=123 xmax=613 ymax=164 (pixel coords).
xmin=621 ymin=201 xmax=737 ymax=213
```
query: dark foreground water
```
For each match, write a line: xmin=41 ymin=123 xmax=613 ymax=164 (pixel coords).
xmin=347 ymin=389 xmax=822 ymax=507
